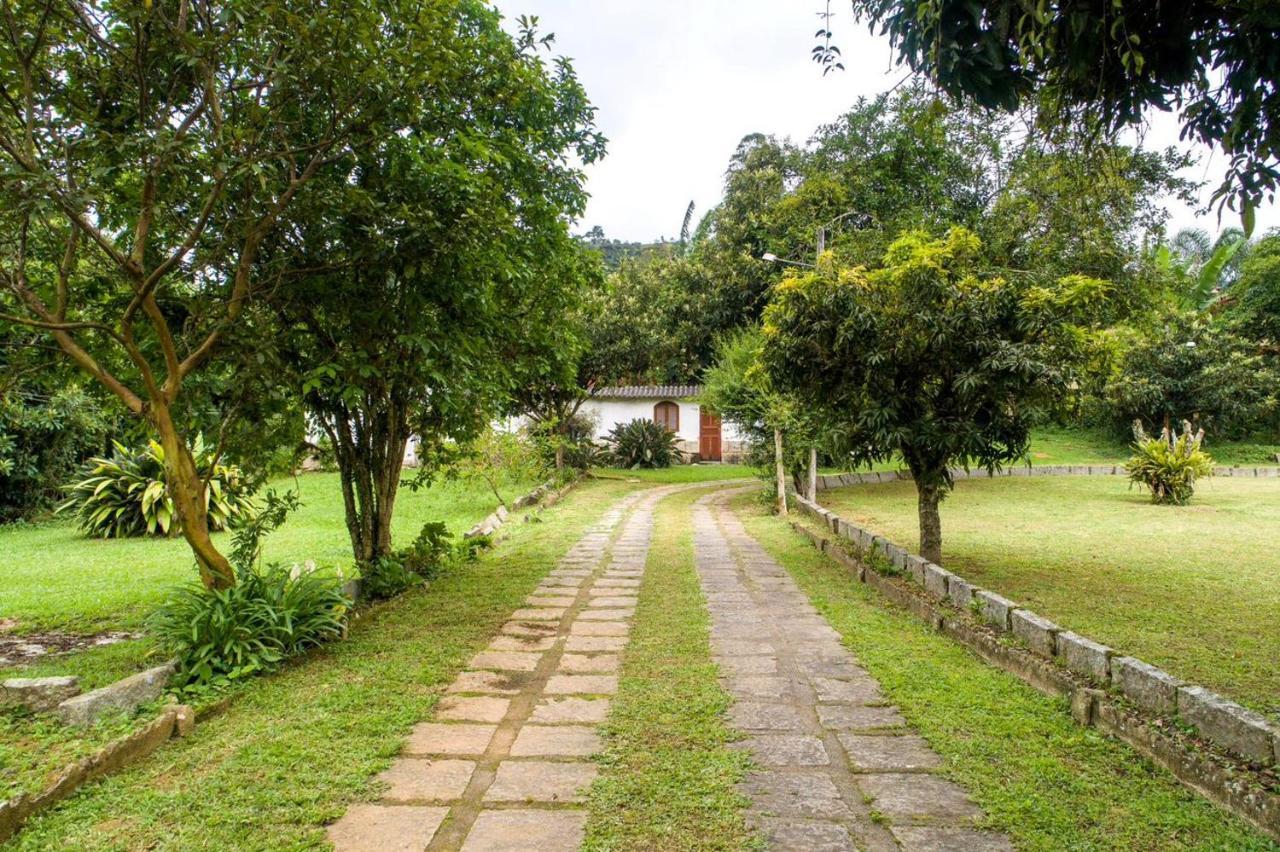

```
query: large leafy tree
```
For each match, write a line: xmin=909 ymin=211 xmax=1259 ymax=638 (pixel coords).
xmin=838 ymin=0 xmax=1280 ymax=216
xmin=0 ymin=0 xmax=457 ymax=588
xmin=762 ymin=229 xmax=1100 ymax=562
xmin=267 ymin=14 xmax=604 ymax=562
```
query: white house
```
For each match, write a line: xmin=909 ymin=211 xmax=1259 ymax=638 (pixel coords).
xmin=581 ymin=385 xmax=746 ymax=463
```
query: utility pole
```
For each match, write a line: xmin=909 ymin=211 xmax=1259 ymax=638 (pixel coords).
xmin=774 ymin=427 xmax=788 ymax=516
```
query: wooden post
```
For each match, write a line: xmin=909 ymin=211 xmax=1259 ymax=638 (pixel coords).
xmin=808 ymin=446 xmax=818 ymax=501
xmin=774 ymin=427 xmax=788 ymax=516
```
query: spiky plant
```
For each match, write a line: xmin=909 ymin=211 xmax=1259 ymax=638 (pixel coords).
xmin=60 ymin=435 xmax=254 ymax=538
xmin=1124 ymin=419 xmax=1214 ymax=505
xmin=606 ymin=418 xmax=682 ymax=469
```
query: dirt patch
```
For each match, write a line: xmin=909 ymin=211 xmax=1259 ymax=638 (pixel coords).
xmin=0 ymin=630 xmax=142 ymax=666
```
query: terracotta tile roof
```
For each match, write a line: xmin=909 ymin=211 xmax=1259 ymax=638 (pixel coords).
xmin=594 ymin=384 xmax=702 ymax=399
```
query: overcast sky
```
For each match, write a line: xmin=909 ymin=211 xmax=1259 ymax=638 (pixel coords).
xmin=498 ymin=0 xmax=1277 ymax=243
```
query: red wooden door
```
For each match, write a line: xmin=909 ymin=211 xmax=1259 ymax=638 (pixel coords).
xmin=699 ymin=409 xmax=722 ymax=461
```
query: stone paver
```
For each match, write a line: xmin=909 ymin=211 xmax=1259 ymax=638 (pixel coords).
xmin=328 ymin=485 xmax=692 ymax=852
xmin=692 ymin=488 xmax=1013 ymax=852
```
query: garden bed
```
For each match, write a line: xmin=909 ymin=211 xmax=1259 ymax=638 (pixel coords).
xmin=817 ymin=475 xmax=1280 ymax=719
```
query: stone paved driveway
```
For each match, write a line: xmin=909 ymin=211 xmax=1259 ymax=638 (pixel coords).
xmin=694 ymin=487 xmax=1014 ymax=851
xmin=328 ymin=484 xmax=690 ymax=852
xmin=328 ymin=481 xmax=1014 ymax=851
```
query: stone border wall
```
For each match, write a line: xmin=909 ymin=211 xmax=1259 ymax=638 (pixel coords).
xmin=0 ymin=703 xmax=195 ymax=843
xmin=463 ymin=478 xmax=579 ymax=540
xmin=813 ymin=462 xmax=1280 ymax=493
xmin=786 ymin=503 xmax=1280 ymax=841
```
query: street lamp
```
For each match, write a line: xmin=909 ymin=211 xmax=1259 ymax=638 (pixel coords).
xmin=761 ymin=210 xmax=876 ymax=267
xmin=760 ymin=252 xmax=815 ymax=268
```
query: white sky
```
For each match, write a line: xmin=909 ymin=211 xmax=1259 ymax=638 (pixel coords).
xmin=500 ymin=0 xmax=1277 ymax=243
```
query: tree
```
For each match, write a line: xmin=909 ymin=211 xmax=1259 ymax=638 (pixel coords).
xmin=269 ymin=13 xmax=604 ymax=563
xmin=1229 ymin=230 xmax=1280 ymax=343
xmin=1104 ymin=311 xmax=1278 ymax=439
xmin=839 ymin=0 xmax=1280 ymax=217
xmin=762 ymin=229 xmax=1098 ymax=562
xmin=0 ymin=0 xmax=455 ymax=589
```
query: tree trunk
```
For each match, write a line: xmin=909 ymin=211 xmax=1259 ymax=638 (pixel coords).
xmin=807 ymin=446 xmax=818 ymax=501
xmin=151 ymin=403 xmax=235 ymax=590
xmin=322 ymin=401 xmax=408 ymax=565
xmin=774 ymin=427 xmax=788 ymax=516
xmin=916 ymin=480 xmax=943 ymax=565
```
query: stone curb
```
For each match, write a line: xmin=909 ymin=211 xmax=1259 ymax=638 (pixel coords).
xmin=812 ymin=464 xmax=1280 ymax=493
xmin=787 ymin=517 xmax=1280 ymax=843
xmin=791 ymin=494 xmax=1280 ymax=774
xmin=0 ymin=703 xmax=194 ymax=843
xmin=463 ymin=477 xmax=581 ymax=540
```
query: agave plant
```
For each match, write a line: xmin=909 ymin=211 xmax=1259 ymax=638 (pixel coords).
xmin=60 ymin=435 xmax=254 ymax=538
xmin=606 ymin=418 xmax=682 ymax=469
xmin=1124 ymin=419 xmax=1214 ymax=505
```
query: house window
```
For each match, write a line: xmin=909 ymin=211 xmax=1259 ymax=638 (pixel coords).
xmin=653 ymin=401 xmax=679 ymax=433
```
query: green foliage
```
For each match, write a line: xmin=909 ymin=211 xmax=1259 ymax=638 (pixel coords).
xmin=150 ymin=563 xmax=349 ymax=692
xmin=844 ymin=0 xmax=1280 ymax=213
xmin=357 ymin=521 xmax=460 ymax=601
xmin=606 ymin=419 xmax=682 ymax=469
xmin=268 ymin=8 xmax=604 ymax=564
xmin=0 ymin=383 xmax=112 ymax=523
xmin=529 ymin=412 xmax=607 ymax=472
xmin=451 ymin=429 xmax=544 ymax=508
xmin=1124 ymin=421 xmax=1215 ymax=506
xmin=762 ymin=228 xmax=1091 ymax=559
xmin=60 ymin=436 xmax=253 ymax=539
xmin=1229 ymin=231 xmax=1280 ymax=342
xmin=1154 ymin=229 xmax=1247 ymax=310
xmin=1103 ymin=312 xmax=1278 ymax=438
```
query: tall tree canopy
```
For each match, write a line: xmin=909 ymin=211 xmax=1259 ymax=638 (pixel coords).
xmin=262 ymin=12 xmax=604 ymax=564
xmin=839 ymin=0 xmax=1280 ymax=216
xmin=762 ymin=229 xmax=1102 ymax=561
xmin=0 ymin=0 xmax=535 ymax=587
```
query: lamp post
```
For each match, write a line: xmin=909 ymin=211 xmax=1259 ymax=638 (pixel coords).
xmin=761 ymin=211 xmax=875 ymax=510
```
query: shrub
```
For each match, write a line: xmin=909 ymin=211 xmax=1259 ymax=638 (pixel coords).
xmin=606 ymin=418 xmax=682 ymax=469
xmin=59 ymin=435 xmax=253 ymax=538
xmin=151 ymin=562 xmax=349 ymax=690
xmin=0 ymin=383 xmax=113 ymax=523
xmin=358 ymin=521 xmax=463 ymax=600
xmin=530 ymin=412 xmax=608 ymax=471
xmin=1124 ymin=420 xmax=1214 ymax=505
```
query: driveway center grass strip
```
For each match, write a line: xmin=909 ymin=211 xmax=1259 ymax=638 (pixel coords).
xmin=819 ymin=475 xmax=1280 ymax=717
xmin=5 ymin=478 xmax=637 ymax=851
xmin=584 ymin=487 xmax=757 ymax=851
xmin=736 ymin=492 xmax=1277 ymax=852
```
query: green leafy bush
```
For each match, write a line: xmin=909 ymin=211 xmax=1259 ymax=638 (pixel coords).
xmin=0 ymin=384 xmax=113 ymax=523
xmin=530 ymin=413 xmax=608 ymax=471
xmin=59 ymin=435 xmax=253 ymax=538
xmin=358 ymin=521 xmax=462 ymax=600
xmin=1124 ymin=420 xmax=1214 ymax=505
xmin=606 ymin=418 xmax=682 ymax=469
xmin=151 ymin=563 xmax=349 ymax=690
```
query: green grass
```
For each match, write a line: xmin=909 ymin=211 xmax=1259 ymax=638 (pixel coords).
xmin=0 ymin=472 xmax=535 ymax=635
xmin=818 ymin=475 xmax=1280 ymax=718
xmin=584 ymin=488 xmax=756 ymax=850
xmin=1026 ymin=425 xmax=1280 ymax=466
xmin=5 ymin=478 xmax=639 ymax=849
xmin=591 ymin=464 xmax=757 ymax=483
xmin=737 ymin=492 xmax=1277 ymax=851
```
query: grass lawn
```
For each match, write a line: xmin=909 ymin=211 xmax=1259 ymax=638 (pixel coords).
xmin=5 ymin=478 xmax=639 ymax=847
xmin=584 ymin=487 xmax=755 ymax=850
xmin=0 ymin=471 xmax=535 ymax=636
xmin=591 ymin=463 xmax=757 ymax=483
xmin=818 ymin=475 xmax=1280 ymax=719
xmin=742 ymin=492 xmax=1277 ymax=851
xmin=0 ymin=471 xmax=537 ymax=806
